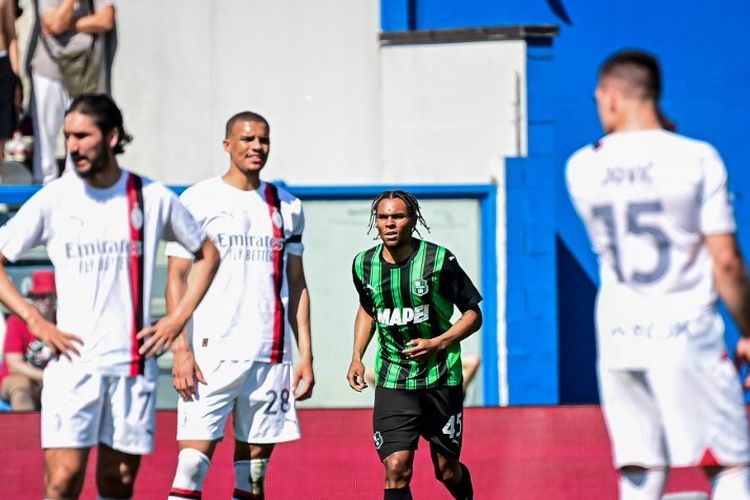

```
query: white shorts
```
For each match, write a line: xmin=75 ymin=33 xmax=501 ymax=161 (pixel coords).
xmin=599 ymin=353 xmax=750 ymax=468
xmin=41 ymin=362 xmax=157 ymax=455
xmin=176 ymin=360 xmax=300 ymax=444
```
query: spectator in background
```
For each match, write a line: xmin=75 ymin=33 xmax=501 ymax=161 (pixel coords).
xmin=0 ymin=0 xmax=18 ymax=166
xmin=31 ymin=0 xmax=115 ymax=184
xmin=0 ymin=270 xmax=55 ymax=410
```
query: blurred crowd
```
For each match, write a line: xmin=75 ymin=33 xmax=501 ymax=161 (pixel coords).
xmin=0 ymin=0 xmax=115 ymax=185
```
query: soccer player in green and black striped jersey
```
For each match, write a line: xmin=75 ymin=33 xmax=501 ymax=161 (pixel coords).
xmin=347 ymin=190 xmax=482 ymax=500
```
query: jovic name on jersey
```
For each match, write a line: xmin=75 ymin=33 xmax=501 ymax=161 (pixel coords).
xmin=566 ymin=129 xmax=736 ymax=368
xmin=352 ymin=240 xmax=482 ymax=390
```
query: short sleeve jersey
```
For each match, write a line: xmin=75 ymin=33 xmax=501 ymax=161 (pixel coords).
xmin=165 ymin=178 xmax=304 ymax=363
xmin=0 ymin=171 xmax=206 ymax=375
xmin=352 ymin=240 xmax=482 ymax=390
xmin=566 ymin=129 xmax=735 ymax=367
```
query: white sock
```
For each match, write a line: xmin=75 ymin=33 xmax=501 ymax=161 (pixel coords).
xmin=234 ymin=458 xmax=269 ymax=499
xmin=168 ymin=448 xmax=211 ymax=499
xmin=619 ymin=467 xmax=667 ymax=500
xmin=711 ymin=466 xmax=750 ymax=500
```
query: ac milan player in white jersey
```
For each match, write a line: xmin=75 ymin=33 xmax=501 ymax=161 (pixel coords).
xmin=0 ymin=94 xmax=219 ymax=499
xmin=567 ymin=50 xmax=750 ymax=499
xmin=165 ymin=111 xmax=314 ymax=500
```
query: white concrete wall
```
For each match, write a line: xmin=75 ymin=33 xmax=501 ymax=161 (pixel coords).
xmin=109 ymin=3 xmax=525 ymax=187
xmin=112 ymin=0 xmax=382 ymax=184
xmin=380 ymin=40 xmax=527 ymax=183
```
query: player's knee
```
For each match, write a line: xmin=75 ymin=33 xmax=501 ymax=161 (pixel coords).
xmin=434 ymin=459 xmax=461 ymax=485
xmin=96 ymin=462 xmax=137 ymax=498
xmin=174 ymin=448 xmax=211 ymax=487
xmin=383 ymin=454 xmax=413 ymax=486
xmin=46 ymin=463 xmax=85 ymax=498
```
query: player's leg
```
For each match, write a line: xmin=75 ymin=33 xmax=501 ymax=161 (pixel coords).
xmin=168 ymin=440 xmax=218 ymax=500
xmin=705 ymin=465 xmax=750 ymax=500
xmin=43 ymin=448 xmax=91 ymax=499
xmin=422 ymin=384 xmax=472 ymax=499
xmin=648 ymin=339 xmax=750 ymax=499
xmin=233 ymin=361 xmax=300 ymax=499
xmin=171 ymin=358 xmax=239 ymax=499
xmin=233 ymin=442 xmax=275 ymax=500
xmin=41 ymin=363 xmax=105 ymax=498
xmin=374 ymin=387 xmax=421 ymax=499
xmin=382 ymin=450 xmax=415 ymax=498
xmin=598 ymin=367 xmax=668 ymax=500
xmin=429 ymin=447 xmax=472 ymax=500
xmin=95 ymin=443 xmax=141 ymax=499
xmin=95 ymin=369 xmax=157 ymax=499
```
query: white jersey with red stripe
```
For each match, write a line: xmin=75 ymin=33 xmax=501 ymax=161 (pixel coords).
xmin=165 ymin=177 xmax=304 ymax=363
xmin=566 ymin=129 xmax=736 ymax=369
xmin=0 ymin=170 xmax=206 ymax=376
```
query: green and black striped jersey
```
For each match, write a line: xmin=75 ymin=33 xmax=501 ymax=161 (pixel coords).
xmin=352 ymin=239 xmax=482 ymax=390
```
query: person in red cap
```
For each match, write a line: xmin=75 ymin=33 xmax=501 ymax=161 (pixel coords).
xmin=0 ymin=269 xmax=56 ymax=410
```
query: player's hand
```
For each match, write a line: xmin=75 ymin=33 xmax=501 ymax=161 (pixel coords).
xmin=292 ymin=357 xmax=315 ymax=401
xmin=172 ymin=349 xmax=206 ymax=401
xmin=28 ymin=315 xmax=83 ymax=360
xmin=735 ymin=337 xmax=750 ymax=389
xmin=347 ymin=359 xmax=367 ymax=392
xmin=403 ymin=338 xmax=438 ymax=363
xmin=136 ymin=314 xmax=184 ymax=357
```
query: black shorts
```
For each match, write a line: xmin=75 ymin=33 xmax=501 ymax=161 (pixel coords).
xmin=372 ymin=385 xmax=464 ymax=461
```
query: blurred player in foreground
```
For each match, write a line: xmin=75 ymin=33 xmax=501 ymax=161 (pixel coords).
xmin=0 ymin=94 xmax=218 ymax=499
xmin=567 ymin=49 xmax=750 ymax=499
xmin=348 ymin=190 xmax=481 ymax=500
xmin=166 ymin=111 xmax=314 ymax=500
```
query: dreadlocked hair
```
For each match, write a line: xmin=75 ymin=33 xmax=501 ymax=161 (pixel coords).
xmin=367 ymin=190 xmax=430 ymax=238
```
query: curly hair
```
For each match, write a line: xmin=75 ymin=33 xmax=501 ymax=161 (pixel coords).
xmin=367 ymin=190 xmax=430 ymax=238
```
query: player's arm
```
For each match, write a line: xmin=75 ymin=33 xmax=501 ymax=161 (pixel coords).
xmin=0 ymin=255 xmax=81 ymax=358
xmin=287 ymin=254 xmax=314 ymax=401
xmin=347 ymin=305 xmax=375 ymax=392
xmin=4 ymin=353 xmax=43 ymax=382
xmin=404 ymin=307 xmax=482 ymax=362
xmin=74 ymin=3 xmax=115 ymax=34
xmin=138 ymin=238 xmax=219 ymax=357
xmin=706 ymin=233 xmax=750 ymax=386
xmin=166 ymin=255 xmax=205 ymax=400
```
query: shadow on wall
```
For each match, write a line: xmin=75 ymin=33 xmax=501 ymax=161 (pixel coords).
xmin=557 ymin=235 xmax=599 ymax=403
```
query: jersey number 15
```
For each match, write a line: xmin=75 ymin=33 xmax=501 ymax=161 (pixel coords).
xmin=591 ymin=201 xmax=671 ymax=284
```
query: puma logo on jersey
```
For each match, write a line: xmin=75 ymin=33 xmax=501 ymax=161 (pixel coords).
xmin=602 ymin=162 xmax=654 ymax=186
xmin=376 ymin=305 xmax=430 ymax=326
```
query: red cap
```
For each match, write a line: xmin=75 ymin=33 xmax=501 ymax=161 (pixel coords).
xmin=27 ymin=270 xmax=56 ymax=296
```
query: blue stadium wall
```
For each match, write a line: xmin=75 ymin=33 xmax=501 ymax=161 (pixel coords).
xmin=383 ymin=0 xmax=750 ymax=403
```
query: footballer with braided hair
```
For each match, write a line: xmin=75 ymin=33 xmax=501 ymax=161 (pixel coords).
xmin=348 ymin=190 xmax=482 ymax=500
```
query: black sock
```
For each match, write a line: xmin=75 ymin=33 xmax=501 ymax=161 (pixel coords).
xmin=384 ymin=486 xmax=413 ymax=500
xmin=445 ymin=463 xmax=473 ymax=500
